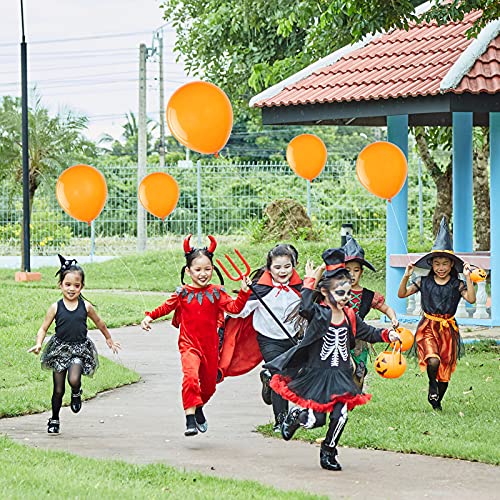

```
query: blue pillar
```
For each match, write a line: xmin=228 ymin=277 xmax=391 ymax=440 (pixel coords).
xmin=490 ymin=113 xmax=500 ymax=325
xmin=387 ymin=115 xmax=408 ymax=317
xmin=452 ymin=112 xmax=473 ymax=251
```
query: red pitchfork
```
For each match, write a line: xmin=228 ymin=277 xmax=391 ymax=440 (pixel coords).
xmin=216 ymin=249 xmax=298 ymax=345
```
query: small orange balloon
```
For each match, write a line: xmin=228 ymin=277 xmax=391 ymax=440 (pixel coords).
xmin=138 ymin=172 xmax=180 ymax=220
xmin=374 ymin=349 xmax=407 ymax=379
xmin=356 ymin=141 xmax=408 ymax=200
xmin=286 ymin=134 xmax=328 ymax=181
xmin=56 ymin=164 xmax=107 ymax=224
xmin=390 ymin=327 xmax=414 ymax=352
xmin=166 ymin=81 xmax=233 ymax=155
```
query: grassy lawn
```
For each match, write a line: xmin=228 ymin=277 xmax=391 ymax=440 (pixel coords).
xmin=0 ymin=436 xmax=321 ymax=499
xmin=259 ymin=341 xmax=500 ymax=465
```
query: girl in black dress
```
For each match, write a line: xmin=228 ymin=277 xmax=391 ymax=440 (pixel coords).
xmin=29 ymin=255 xmax=121 ymax=434
xmin=265 ymin=248 xmax=399 ymax=471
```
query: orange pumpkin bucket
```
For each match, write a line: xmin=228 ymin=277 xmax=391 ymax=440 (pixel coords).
xmin=374 ymin=347 xmax=407 ymax=379
xmin=390 ymin=327 xmax=414 ymax=352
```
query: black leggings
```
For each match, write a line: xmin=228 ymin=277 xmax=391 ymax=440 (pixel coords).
xmin=51 ymin=363 xmax=83 ymax=419
xmin=256 ymin=333 xmax=295 ymax=419
xmin=300 ymin=402 xmax=348 ymax=449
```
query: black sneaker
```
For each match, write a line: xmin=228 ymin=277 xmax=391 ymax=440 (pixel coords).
xmin=195 ymin=407 xmax=208 ymax=433
xmin=260 ymin=369 xmax=272 ymax=406
xmin=281 ymin=407 xmax=303 ymax=441
xmin=320 ymin=443 xmax=342 ymax=471
xmin=428 ymin=386 xmax=442 ymax=410
xmin=185 ymin=415 xmax=198 ymax=437
xmin=70 ymin=389 xmax=82 ymax=414
xmin=47 ymin=418 xmax=60 ymax=434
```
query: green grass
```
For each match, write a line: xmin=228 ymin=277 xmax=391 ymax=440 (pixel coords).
xmin=0 ymin=436 xmax=321 ymax=499
xmin=258 ymin=341 xmax=500 ymax=465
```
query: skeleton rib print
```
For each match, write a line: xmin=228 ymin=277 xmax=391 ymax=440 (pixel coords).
xmin=320 ymin=325 xmax=349 ymax=367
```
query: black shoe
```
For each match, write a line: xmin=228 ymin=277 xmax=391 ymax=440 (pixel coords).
xmin=70 ymin=389 xmax=82 ymax=414
xmin=260 ymin=370 xmax=272 ymax=406
xmin=47 ymin=418 xmax=60 ymax=434
xmin=272 ymin=411 xmax=287 ymax=433
xmin=195 ymin=407 xmax=208 ymax=433
xmin=185 ymin=414 xmax=198 ymax=436
xmin=281 ymin=407 xmax=302 ymax=441
xmin=320 ymin=443 xmax=342 ymax=471
xmin=428 ymin=386 xmax=442 ymax=410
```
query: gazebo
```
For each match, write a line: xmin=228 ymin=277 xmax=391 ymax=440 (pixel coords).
xmin=250 ymin=4 xmax=500 ymax=326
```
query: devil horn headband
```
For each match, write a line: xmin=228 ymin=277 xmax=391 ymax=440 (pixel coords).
xmin=183 ymin=234 xmax=217 ymax=255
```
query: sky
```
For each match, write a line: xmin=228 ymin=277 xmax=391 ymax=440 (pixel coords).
xmin=0 ymin=0 xmax=192 ymax=142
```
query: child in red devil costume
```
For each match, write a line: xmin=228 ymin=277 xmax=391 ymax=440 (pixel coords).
xmin=141 ymin=235 xmax=251 ymax=436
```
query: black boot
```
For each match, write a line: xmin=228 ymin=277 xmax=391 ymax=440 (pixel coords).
xmin=260 ymin=369 xmax=272 ymax=406
xmin=47 ymin=418 xmax=60 ymax=434
xmin=70 ymin=389 xmax=82 ymax=414
xmin=320 ymin=442 xmax=342 ymax=471
xmin=437 ymin=381 xmax=449 ymax=407
xmin=280 ymin=407 xmax=304 ymax=440
xmin=428 ymin=382 xmax=441 ymax=410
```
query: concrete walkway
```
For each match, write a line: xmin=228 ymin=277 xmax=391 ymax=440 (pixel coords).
xmin=0 ymin=323 xmax=498 ymax=499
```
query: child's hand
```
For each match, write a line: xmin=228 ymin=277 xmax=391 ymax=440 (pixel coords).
xmin=241 ymin=276 xmax=252 ymax=293
xmin=388 ymin=330 xmax=401 ymax=343
xmin=305 ymin=260 xmax=317 ymax=278
xmin=27 ymin=344 xmax=42 ymax=355
xmin=141 ymin=316 xmax=153 ymax=332
xmin=404 ymin=263 xmax=415 ymax=278
xmin=391 ymin=317 xmax=399 ymax=329
xmin=106 ymin=338 xmax=121 ymax=353
xmin=462 ymin=261 xmax=471 ymax=278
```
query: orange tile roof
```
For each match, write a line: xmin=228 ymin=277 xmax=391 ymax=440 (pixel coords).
xmin=253 ymin=10 xmax=500 ymax=108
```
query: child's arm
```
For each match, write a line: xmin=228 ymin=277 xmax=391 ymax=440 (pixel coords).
xmin=355 ymin=315 xmax=400 ymax=344
xmin=299 ymin=260 xmax=322 ymax=321
xmin=376 ymin=302 xmax=399 ymax=328
xmin=28 ymin=303 xmax=57 ymax=354
xmin=397 ymin=263 xmax=419 ymax=298
xmin=461 ymin=262 xmax=476 ymax=304
xmin=86 ymin=303 xmax=121 ymax=353
xmin=141 ymin=293 xmax=179 ymax=331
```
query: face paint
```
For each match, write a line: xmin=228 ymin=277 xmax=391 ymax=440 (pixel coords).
xmin=327 ymin=280 xmax=352 ymax=308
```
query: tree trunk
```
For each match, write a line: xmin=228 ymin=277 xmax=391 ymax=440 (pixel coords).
xmin=473 ymin=129 xmax=490 ymax=250
xmin=414 ymin=129 xmax=453 ymax=236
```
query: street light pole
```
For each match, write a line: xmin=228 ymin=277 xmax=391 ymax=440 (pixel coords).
xmin=20 ymin=0 xmax=30 ymax=272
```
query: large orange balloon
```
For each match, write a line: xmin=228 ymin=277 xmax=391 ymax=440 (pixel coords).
xmin=166 ymin=81 xmax=233 ymax=155
xmin=56 ymin=165 xmax=107 ymax=224
xmin=138 ymin=172 xmax=180 ymax=220
xmin=286 ymin=134 xmax=328 ymax=181
xmin=356 ymin=141 xmax=408 ymax=200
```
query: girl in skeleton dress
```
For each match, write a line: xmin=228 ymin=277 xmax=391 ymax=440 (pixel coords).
xmin=265 ymin=248 xmax=400 ymax=471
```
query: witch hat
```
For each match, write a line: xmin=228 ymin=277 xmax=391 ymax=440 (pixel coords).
xmin=414 ymin=217 xmax=464 ymax=272
xmin=322 ymin=248 xmax=349 ymax=279
xmin=55 ymin=254 xmax=78 ymax=276
xmin=342 ymin=235 xmax=376 ymax=272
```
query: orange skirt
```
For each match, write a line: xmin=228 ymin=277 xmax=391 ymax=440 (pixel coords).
xmin=415 ymin=314 xmax=460 ymax=382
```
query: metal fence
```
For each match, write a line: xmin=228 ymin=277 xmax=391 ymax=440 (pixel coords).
xmin=0 ymin=156 xmax=434 ymax=256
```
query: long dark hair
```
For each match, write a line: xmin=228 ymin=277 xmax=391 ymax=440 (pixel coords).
xmin=315 ymin=270 xmax=351 ymax=303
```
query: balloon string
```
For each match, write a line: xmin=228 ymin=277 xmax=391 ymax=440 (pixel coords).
xmin=388 ymin=201 xmax=412 ymax=266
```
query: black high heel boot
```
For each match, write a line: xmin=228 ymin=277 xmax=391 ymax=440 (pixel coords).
xmin=320 ymin=442 xmax=342 ymax=471
xmin=47 ymin=418 xmax=60 ymax=434
xmin=70 ymin=389 xmax=82 ymax=414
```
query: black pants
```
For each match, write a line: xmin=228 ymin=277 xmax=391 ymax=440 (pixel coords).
xmin=256 ymin=333 xmax=295 ymax=420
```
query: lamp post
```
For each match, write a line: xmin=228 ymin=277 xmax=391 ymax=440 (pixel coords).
xmin=20 ymin=0 xmax=30 ymax=272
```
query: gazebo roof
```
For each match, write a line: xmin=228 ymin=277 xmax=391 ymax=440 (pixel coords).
xmin=250 ymin=7 xmax=500 ymax=127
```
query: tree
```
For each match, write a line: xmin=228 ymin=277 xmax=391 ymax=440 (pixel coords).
xmin=0 ymin=93 xmax=96 ymax=269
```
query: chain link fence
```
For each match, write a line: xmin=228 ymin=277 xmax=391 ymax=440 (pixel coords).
xmin=0 ymin=155 xmax=434 ymax=256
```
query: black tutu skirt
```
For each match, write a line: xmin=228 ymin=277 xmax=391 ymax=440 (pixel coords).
xmin=41 ymin=336 xmax=99 ymax=376
xmin=270 ymin=366 xmax=371 ymax=413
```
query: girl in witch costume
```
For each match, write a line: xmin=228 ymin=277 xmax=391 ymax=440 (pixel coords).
xmin=140 ymin=235 xmax=251 ymax=437
xmin=225 ymin=244 xmax=303 ymax=432
xmin=265 ymin=248 xmax=400 ymax=471
xmin=398 ymin=217 xmax=475 ymax=410
xmin=29 ymin=255 xmax=121 ymax=434
xmin=342 ymin=235 xmax=399 ymax=388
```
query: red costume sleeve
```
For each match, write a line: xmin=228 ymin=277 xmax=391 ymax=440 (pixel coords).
xmin=145 ymin=293 xmax=179 ymax=320
xmin=217 ymin=287 xmax=251 ymax=314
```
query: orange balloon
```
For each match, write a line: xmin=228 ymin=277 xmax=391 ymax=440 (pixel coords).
xmin=166 ymin=81 xmax=233 ymax=155
xmin=390 ymin=327 xmax=414 ymax=352
xmin=286 ymin=134 xmax=328 ymax=181
xmin=138 ymin=172 xmax=180 ymax=220
xmin=56 ymin=164 xmax=107 ymax=224
xmin=356 ymin=141 xmax=408 ymax=200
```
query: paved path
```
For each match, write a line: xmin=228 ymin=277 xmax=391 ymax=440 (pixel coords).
xmin=0 ymin=323 xmax=498 ymax=499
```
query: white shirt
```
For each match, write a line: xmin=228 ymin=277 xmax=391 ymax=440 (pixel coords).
xmin=233 ymin=279 xmax=300 ymax=340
